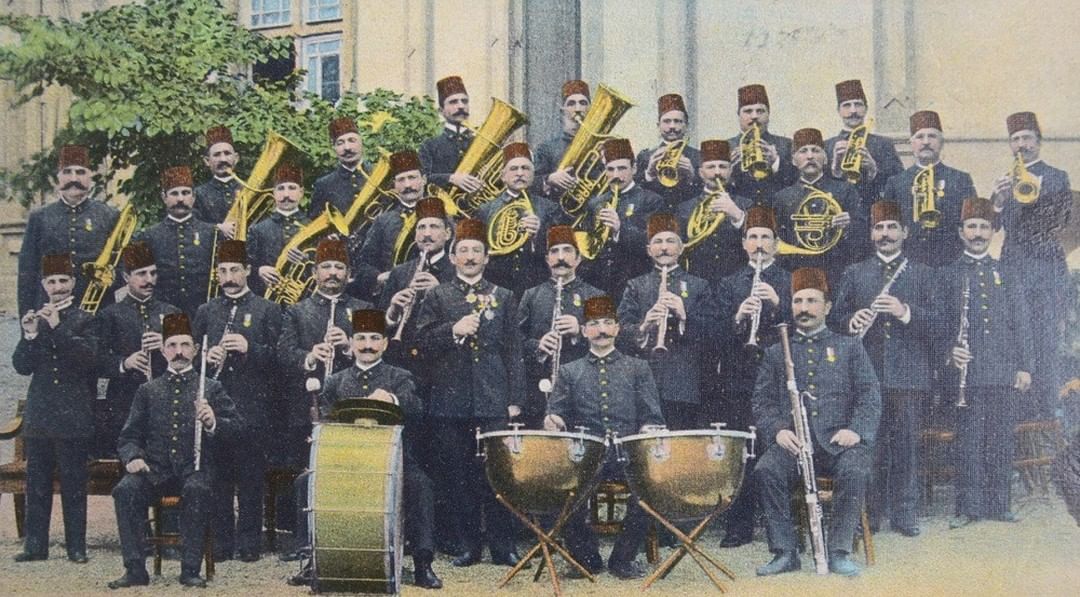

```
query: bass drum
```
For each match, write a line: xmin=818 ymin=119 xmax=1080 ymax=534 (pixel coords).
xmin=308 ymin=423 xmax=403 ymax=594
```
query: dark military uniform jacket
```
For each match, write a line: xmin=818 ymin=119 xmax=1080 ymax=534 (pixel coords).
xmin=882 ymin=162 xmax=977 ymax=267
xmin=419 ymin=126 xmax=472 ymax=189
xmin=357 ymin=201 xmax=417 ymax=273
xmin=135 ymin=216 xmax=218 ymax=318
xmin=193 ymin=290 xmax=282 ymax=431
xmin=319 ymin=361 xmax=422 ymax=420
xmin=475 ymin=190 xmax=562 ymax=297
xmin=830 ymin=254 xmax=936 ymax=391
xmin=548 ymin=349 xmax=664 ymax=438
xmin=617 ymin=266 xmax=714 ymax=405
xmin=12 ymin=304 xmax=97 ymax=439
xmin=715 ymin=261 xmax=793 ymax=390
xmin=999 ymin=160 xmax=1072 ymax=265
xmin=725 ymin=130 xmax=798 ymax=202
xmin=377 ymin=251 xmax=456 ymax=372
xmin=117 ymin=367 xmax=240 ymax=483
xmin=533 ymin=133 xmax=572 ymax=194
xmin=578 ymin=183 xmax=662 ymax=295
xmin=246 ymin=210 xmax=310 ymax=296
xmin=17 ymin=196 xmax=119 ymax=315
xmin=517 ymin=276 xmax=604 ymax=393
xmin=635 ymin=142 xmax=702 ymax=211
xmin=772 ymin=176 xmax=868 ymax=281
xmin=824 ymin=131 xmax=904 ymax=208
xmin=310 ymin=162 xmax=370 ymax=219
xmin=277 ymin=292 xmax=372 ymax=427
xmin=675 ymin=190 xmax=753 ymax=284
xmin=193 ymin=177 xmax=239 ymax=224
xmin=937 ymin=255 xmax=1035 ymax=389
xmin=91 ymin=295 xmax=182 ymax=408
xmin=753 ymin=327 xmax=881 ymax=456
xmin=413 ymin=276 xmax=525 ymax=420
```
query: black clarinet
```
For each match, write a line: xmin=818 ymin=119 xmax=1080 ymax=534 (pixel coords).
xmin=211 ymin=305 xmax=239 ymax=381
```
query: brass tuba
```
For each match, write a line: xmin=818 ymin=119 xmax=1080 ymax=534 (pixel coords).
xmin=911 ymin=165 xmax=942 ymax=228
xmin=656 ymin=139 xmax=686 ymax=188
xmin=343 ymin=155 xmax=395 ymax=246
xmin=838 ymin=118 xmax=871 ymax=184
xmin=263 ymin=205 xmax=351 ymax=305
xmin=80 ymin=203 xmax=138 ymax=314
xmin=740 ymin=122 xmax=771 ymax=180
xmin=1011 ymin=152 xmax=1040 ymax=204
xmin=554 ymin=84 xmax=635 ymax=218
xmin=574 ymin=184 xmax=620 ymax=260
xmin=487 ymin=191 xmax=536 ymax=256
xmin=785 ymin=185 xmax=844 ymax=254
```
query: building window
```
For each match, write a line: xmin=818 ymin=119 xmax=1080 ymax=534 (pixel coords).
xmin=305 ymin=0 xmax=342 ymax=23
xmin=302 ymin=35 xmax=342 ymax=103
xmin=251 ymin=0 xmax=291 ymax=29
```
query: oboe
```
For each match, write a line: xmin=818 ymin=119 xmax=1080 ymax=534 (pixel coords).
xmin=537 ymin=278 xmax=565 ymax=395
xmin=956 ymin=276 xmax=971 ymax=408
xmin=194 ymin=334 xmax=208 ymax=472
xmin=211 ymin=304 xmax=239 ymax=380
xmin=392 ymin=250 xmax=427 ymax=343
xmin=745 ymin=256 xmax=764 ymax=350
xmin=857 ymin=258 xmax=908 ymax=339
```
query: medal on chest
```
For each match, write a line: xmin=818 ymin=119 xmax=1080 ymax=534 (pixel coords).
xmin=993 ymin=271 xmax=1002 ymax=286
xmin=826 ymin=347 xmax=837 ymax=363
xmin=85 ymin=218 xmax=93 ymax=232
xmin=193 ymin=232 xmax=201 ymax=246
xmin=243 ymin=313 xmax=252 ymax=328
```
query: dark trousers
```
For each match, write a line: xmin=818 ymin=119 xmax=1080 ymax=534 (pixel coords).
xmin=22 ymin=436 xmax=89 ymax=556
xmin=212 ymin=428 xmax=267 ymax=556
xmin=92 ymin=398 xmax=131 ymax=459
xmin=660 ymin=400 xmax=698 ymax=431
xmin=287 ymin=424 xmax=313 ymax=552
xmin=956 ymin=387 xmax=1017 ymax=519
xmin=756 ymin=443 xmax=871 ymax=556
xmin=562 ymin=455 xmax=651 ymax=567
xmin=719 ymin=387 xmax=758 ymax=540
xmin=867 ymin=390 xmax=925 ymax=530
xmin=112 ymin=470 xmax=212 ymax=574
xmin=432 ymin=417 xmax=515 ymax=557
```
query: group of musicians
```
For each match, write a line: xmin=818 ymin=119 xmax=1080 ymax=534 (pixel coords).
xmin=10 ymin=74 xmax=1071 ymax=588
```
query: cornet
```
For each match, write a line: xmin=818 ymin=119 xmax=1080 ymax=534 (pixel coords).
xmin=656 ymin=139 xmax=686 ymax=188
xmin=740 ymin=123 xmax=771 ymax=180
xmin=911 ymin=165 xmax=943 ymax=229
xmin=1010 ymin=152 xmax=1040 ymax=204
xmin=838 ymin=118 xmax=872 ymax=184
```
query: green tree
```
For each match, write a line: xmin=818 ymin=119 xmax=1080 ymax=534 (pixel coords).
xmin=0 ymin=0 xmax=440 ymax=224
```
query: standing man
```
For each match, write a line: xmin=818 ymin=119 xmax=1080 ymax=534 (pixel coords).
xmin=882 ymin=110 xmax=977 ymax=267
xmin=824 ymin=80 xmax=904 ymax=208
xmin=419 ymin=76 xmax=480 ymax=195
xmin=617 ymin=213 xmax=713 ymax=430
xmin=358 ymin=149 xmax=429 ymax=275
xmin=309 ymin=116 xmax=368 ymax=218
xmin=753 ymin=268 xmax=881 ymax=577
xmin=193 ymin=125 xmax=241 ymax=236
xmin=990 ymin=111 xmax=1072 ymax=420
xmin=726 ymin=84 xmax=797 ymax=202
xmin=135 ymin=165 xmax=217 ymax=318
xmin=17 ymin=144 xmax=119 ymax=316
xmin=193 ymin=240 xmax=282 ymax=562
xmin=830 ymin=200 xmax=935 ymax=537
xmin=636 ymin=93 xmax=701 ymax=210
xmin=247 ymin=162 xmax=309 ymax=297
xmin=517 ymin=225 xmax=604 ymax=427
xmin=942 ymin=198 xmax=1034 ymax=528
xmin=413 ymin=218 xmax=525 ymax=567
xmin=12 ymin=254 xmax=96 ymax=564
xmin=90 ymin=242 xmax=181 ymax=459
xmin=107 ymin=313 xmax=240 ymax=589
xmin=535 ymin=80 xmax=591 ymax=198
xmin=544 ymin=295 xmax=665 ymax=579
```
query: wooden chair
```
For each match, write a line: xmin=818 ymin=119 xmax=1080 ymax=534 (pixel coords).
xmin=795 ymin=476 xmax=875 ymax=566
xmin=148 ymin=496 xmax=214 ymax=579
xmin=1014 ymin=419 xmax=1065 ymax=495
xmin=919 ymin=428 xmax=957 ymax=513
xmin=589 ymin=480 xmax=659 ymax=564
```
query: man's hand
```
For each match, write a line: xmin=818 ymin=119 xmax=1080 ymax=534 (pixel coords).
xmin=20 ymin=310 xmax=39 ymax=336
xmin=871 ymin=295 xmax=907 ymax=318
xmin=220 ymin=333 xmax=249 ymax=355
xmin=449 ymin=173 xmax=483 ymax=193
xmin=286 ymin=247 xmax=307 ymax=264
xmin=1014 ymin=371 xmax=1032 ymax=392
xmin=547 ymin=168 xmax=576 ymax=192
xmin=658 ymin=291 xmax=686 ymax=321
xmin=751 ymin=280 xmax=780 ymax=306
xmin=951 ymin=346 xmax=972 ymax=369
xmin=307 ymin=343 xmax=334 ymax=369
xmin=848 ymin=308 xmax=875 ymax=335
xmin=324 ymin=326 xmax=349 ymax=348
xmin=552 ymin=314 xmax=580 ymax=337
xmin=990 ymin=174 xmax=1013 ymax=208
xmin=452 ymin=313 xmax=481 ymax=339
xmin=519 ymin=213 xmax=541 ymax=235
xmin=123 ymin=351 xmax=151 ymax=376
xmin=642 ymin=302 xmax=669 ymax=330
xmin=389 ymin=288 xmax=416 ymax=316
xmin=543 ymin=414 xmax=566 ymax=432
xmin=258 ymin=265 xmax=282 ymax=286
xmin=776 ymin=429 xmax=801 ymax=456
xmin=830 ymin=429 xmax=861 ymax=448
xmin=707 ymin=192 xmax=742 ymax=221
xmin=141 ymin=331 xmax=163 ymax=353
xmin=218 ymin=221 xmax=237 ymax=240
xmin=676 ymin=155 xmax=694 ymax=175
xmin=538 ymin=331 xmax=560 ymax=356
xmin=36 ymin=303 xmax=61 ymax=330
xmin=597 ymin=208 xmax=621 ymax=234
xmin=125 ymin=458 xmax=150 ymax=474
xmin=508 ymin=405 xmax=522 ymax=419
xmin=376 ymin=271 xmax=391 ymax=285
xmin=205 ymin=345 xmax=227 ymax=367
xmin=831 ymin=140 xmax=849 ymax=177
xmin=409 ymin=271 xmax=440 ymax=292
xmin=735 ymin=296 xmax=761 ymax=323
xmin=831 ymin=211 xmax=852 ymax=229
xmin=196 ymin=400 xmax=215 ymax=430
xmin=368 ymin=388 xmax=396 ymax=404
xmin=645 ymin=147 xmax=665 ymax=179
xmin=859 ymin=148 xmax=878 ymax=181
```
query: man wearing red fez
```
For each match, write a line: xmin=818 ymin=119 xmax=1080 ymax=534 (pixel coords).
xmin=133 ymin=164 xmax=218 ymax=318
xmin=535 ymin=80 xmax=592 ymax=195
xmin=358 ymin=149 xmax=430 ymax=273
xmin=419 ymin=75 xmax=481 ymax=196
xmin=309 ymin=116 xmax=369 ymax=218
xmin=825 ymin=79 xmax=903 ymax=204
xmin=17 ymin=143 xmax=120 ymax=316
xmin=12 ymin=253 xmax=96 ymax=565
xmin=881 ymin=110 xmax=977 ymax=267
xmin=109 ymin=312 xmax=240 ymax=589
xmin=772 ymin=127 xmax=867 ymax=282
xmin=637 ymin=92 xmax=702 ymax=209
xmin=412 ymin=218 xmax=525 ymax=568
xmin=753 ymin=267 xmax=881 ymax=578
xmin=939 ymin=198 xmax=1033 ymax=530
xmin=247 ymin=162 xmax=312 ymax=296
xmin=192 ymin=239 xmax=282 ymax=562
xmin=193 ymin=125 xmax=241 ymax=235
xmin=544 ymin=293 xmax=664 ymax=578
xmin=675 ymin=138 xmax=753 ymax=283
xmin=830 ymin=200 xmax=935 ymax=538
xmin=726 ymin=83 xmax=798 ymax=202
xmin=617 ymin=212 xmax=712 ymax=431
xmin=989 ymin=111 xmax=1072 ymax=421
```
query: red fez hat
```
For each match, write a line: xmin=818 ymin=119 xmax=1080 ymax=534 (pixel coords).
xmin=870 ymin=200 xmax=902 ymax=226
xmin=647 ymin=212 xmax=680 ymax=240
xmin=791 ymin=267 xmax=829 ymax=296
xmin=389 ymin=150 xmax=422 ymax=177
xmin=502 ymin=142 xmax=532 ymax=162
xmin=562 ymin=80 xmax=590 ymax=99
xmin=455 ymin=218 xmax=486 ymax=245
xmin=58 ymin=145 xmax=90 ymax=170
xmin=41 ymin=253 xmax=74 ymax=278
xmin=700 ymin=139 xmax=731 ymax=163
xmin=603 ymin=138 xmax=634 ymax=163
xmin=793 ymin=128 xmax=824 ymax=150
xmin=415 ymin=197 xmax=447 ymax=222
xmin=436 ymin=76 xmax=467 ymax=104
xmin=743 ymin=205 xmax=777 ymax=233
xmin=583 ymin=295 xmax=617 ymax=322
xmin=960 ymin=197 xmax=996 ymax=224
xmin=909 ymin=110 xmax=942 ymax=134
xmin=658 ymin=93 xmax=687 ymax=118
xmin=835 ymin=80 xmax=866 ymax=105
xmin=1006 ymin=112 xmax=1040 ymax=137
xmin=215 ymin=239 xmax=247 ymax=265
xmin=274 ymin=162 xmax=303 ymax=186
xmin=546 ymin=225 xmax=578 ymax=251
xmin=352 ymin=309 xmax=386 ymax=336
xmin=122 ymin=241 xmax=155 ymax=272
xmin=162 ymin=312 xmax=192 ymax=341
xmin=328 ymin=116 xmax=359 ymax=141
xmin=315 ymin=238 xmax=349 ymax=265
xmin=205 ymin=126 xmax=233 ymax=148
xmin=738 ymin=84 xmax=770 ymax=108
xmin=160 ymin=166 xmax=193 ymax=191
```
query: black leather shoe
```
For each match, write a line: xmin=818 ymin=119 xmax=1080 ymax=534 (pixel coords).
xmin=893 ymin=525 xmax=921 ymax=537
xmin=719 ymin=533 xmax=753 ymax=548
xmin=991 ymin=511 xmax=1021 ymax=523
xmin=451 ymin=550 xmax=481 ymax=567
xmin=279 ymin=548 xmax=308 ymax=562
xmin=178 ymin=573 xmax=207 ymax=588
xmin=12 ymin=551 xmax=47 ymax=562
xmin=68 ymin=551 xmax=89 ymax=563
xmin=107 ymin=572 xmax=150 ymax=589
xmin=414 ymin=561 xmax=443 ymax=589
xmin=287 ymin=563 xmax=313 ymax=587
xmin=828 ymin=554 xmax=861 ymax=577
xmin=237 ymin=550 xmax=260 ymax=563
xmin=755 ymin=552 xmax=801 ymax=576
xmin=491 ymin=550 xmax=524 ymax=567
xmin=565 ymin=555 xmax=603 ymax=579
xmin=436 ymin=540 xmax=465 ymax=557
xmin=608 ymin=559 xmax=647 ymax=579
xmin=949 ymin=514 xmax=977 ymax=529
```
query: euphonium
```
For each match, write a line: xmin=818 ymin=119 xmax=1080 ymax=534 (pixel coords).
xmin=263 ymin=205 xmax=351 ymax=305
xmin=554 ymin=84 xmax=635 ymax=217
xmin=911 ymin=165 xmax=942 ymax=229
xmin=839 ymin=118 xmax=872 ymax=184
xmin=80 ymin=203 xmax=138 ymax=314
xmin=684 ymin=179 xmax=728 ymax=251
xmin=343 ymin=155 xmax=395 ymax=250
xmin=574 ymin=184 xmax=620 ymax=260
xmin=487 ymin=191 xmax=536 ymax=256
xmin=1011 ymin=152 xmax=1040 ymax=204
xmin=656 ymin=139 xmax=686 ymax=188
xmin=787 ymin=185 xmax=844 ymax=253
xmin=740 ymin=122 xmax=771 ymax=181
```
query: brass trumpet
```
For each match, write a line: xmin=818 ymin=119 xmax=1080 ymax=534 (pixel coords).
xmin=487 ymin=191 xmax=536 ymax=256
xmin=1010 ymin=152 xmax=1040 ymax=204
xmin=838 ymin=118 xmax=872 ymax=184
xmin=656 ymin=139 xmax=686 ymax=188
xmin=740 ymin=122 xmax=771 ymax=180
xmin=912 ymin=165 xmax=942 ymax=229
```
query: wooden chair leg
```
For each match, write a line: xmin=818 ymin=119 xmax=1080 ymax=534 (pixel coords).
xmin=646 ymin=523 xmax=659 ymax=564
xmin=152 ymin=504 xmax=163 ymax=577
xmin=860 ymin=507 xmax=875 ymax=566
xmin=205 ymin=526 xmax=215 ymax=580
xmin=264 ymin=485 xmax=277 ymax=552
xmin=14 ymin=493 xmax=26 ymax=539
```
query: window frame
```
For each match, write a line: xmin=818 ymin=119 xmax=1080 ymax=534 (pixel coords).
xmin=300 ymin=33 xmax=344 ymax=103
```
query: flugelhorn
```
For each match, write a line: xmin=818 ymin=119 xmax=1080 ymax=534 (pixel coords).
xmin=80 ymin=203 xmax=138 ymax=314
xmin=487 ymin=191 xmax=536 ymax=256
xmin=656 ymin=139 xmax=686 ymax=188
xmin=838 ymin=118 xmax=872 ymax=184
xmin=912 ymin=165 xmax=942 ymax=229
xmin=740 ymin=122 xmax=771 ymax=180
xmin=1010 ymin=152 xmax=1040 ymax=204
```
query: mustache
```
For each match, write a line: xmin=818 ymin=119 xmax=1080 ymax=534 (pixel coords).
xmin=553 ymin=260 xmax=572 ymax=268
xmin=357 ymin=348 xmax=378 ymax=354
xmin=221 ymin=281 xmax=240 ymax=288
xmin=592 ymin=333 xmax=613 ymax=340
xmin=463 ymin=260 xmax=479 ymax=267
xmin=969 ymin=236 xmax=990 ymax=242
xmin=61 ymin=181 xmax=88 ymax=190
xmin=454 ymin=109 xmax=468 ymax=117
xmin=401 ymin=186 xmax=420 ymax=194
xmin=795 ymin=312 xmax=813 ymax=319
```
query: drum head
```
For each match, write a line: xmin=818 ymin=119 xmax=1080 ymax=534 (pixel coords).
xmin=329 ymin=398 xmax=404 ymax=425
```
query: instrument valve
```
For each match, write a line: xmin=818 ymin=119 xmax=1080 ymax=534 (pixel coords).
xmin=710 ymin=422 xmax=727 ymax=430
xmin=574 ymin=425 xmax=589 ymax=435
xmin=508 ymin=422 xmax=525 ymax=432
xmin=474 ymin=426 xmax=484 ymax=458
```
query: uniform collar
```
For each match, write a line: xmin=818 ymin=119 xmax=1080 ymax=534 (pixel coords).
xmin=314 ymin=291 xmax=344 ymax=304
xmin=618 ymin=181 xmax=637 ymax=193
xmin=453 ymin=275 xmax=490 ymax=294
xmin=587 ymin=348 xmax=621 ymax=363
xmin=338 ymin=163 xmax=358 ymax=175
xmin=166 ymin=365 xmax=195 ymax=379
xmin=222 ymin=288 xmax=251 ymax=305
xmin=794 ymin=325 xmax=828 ymax=341
xmin=59 ymin=195 xmax=91 ymax=210
xmin=213 ymin=176 xmax=234 ymax=185
xmin=167 ymin=214 xmax=193 ymax=224
xmin=125 ymin=292 xmax=154 ymax=306
xmin=800 ymin=174 xmax=825 ymax=186
xmin=876 ymin=251 xmax=903 ymax=264
xmin=355 ymin=359 xmax=383 ymax=372
xmin=962 ymin=251 xmax=991 ymax=264
xmin=275 ymin=208 xmax=300 ymax=218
